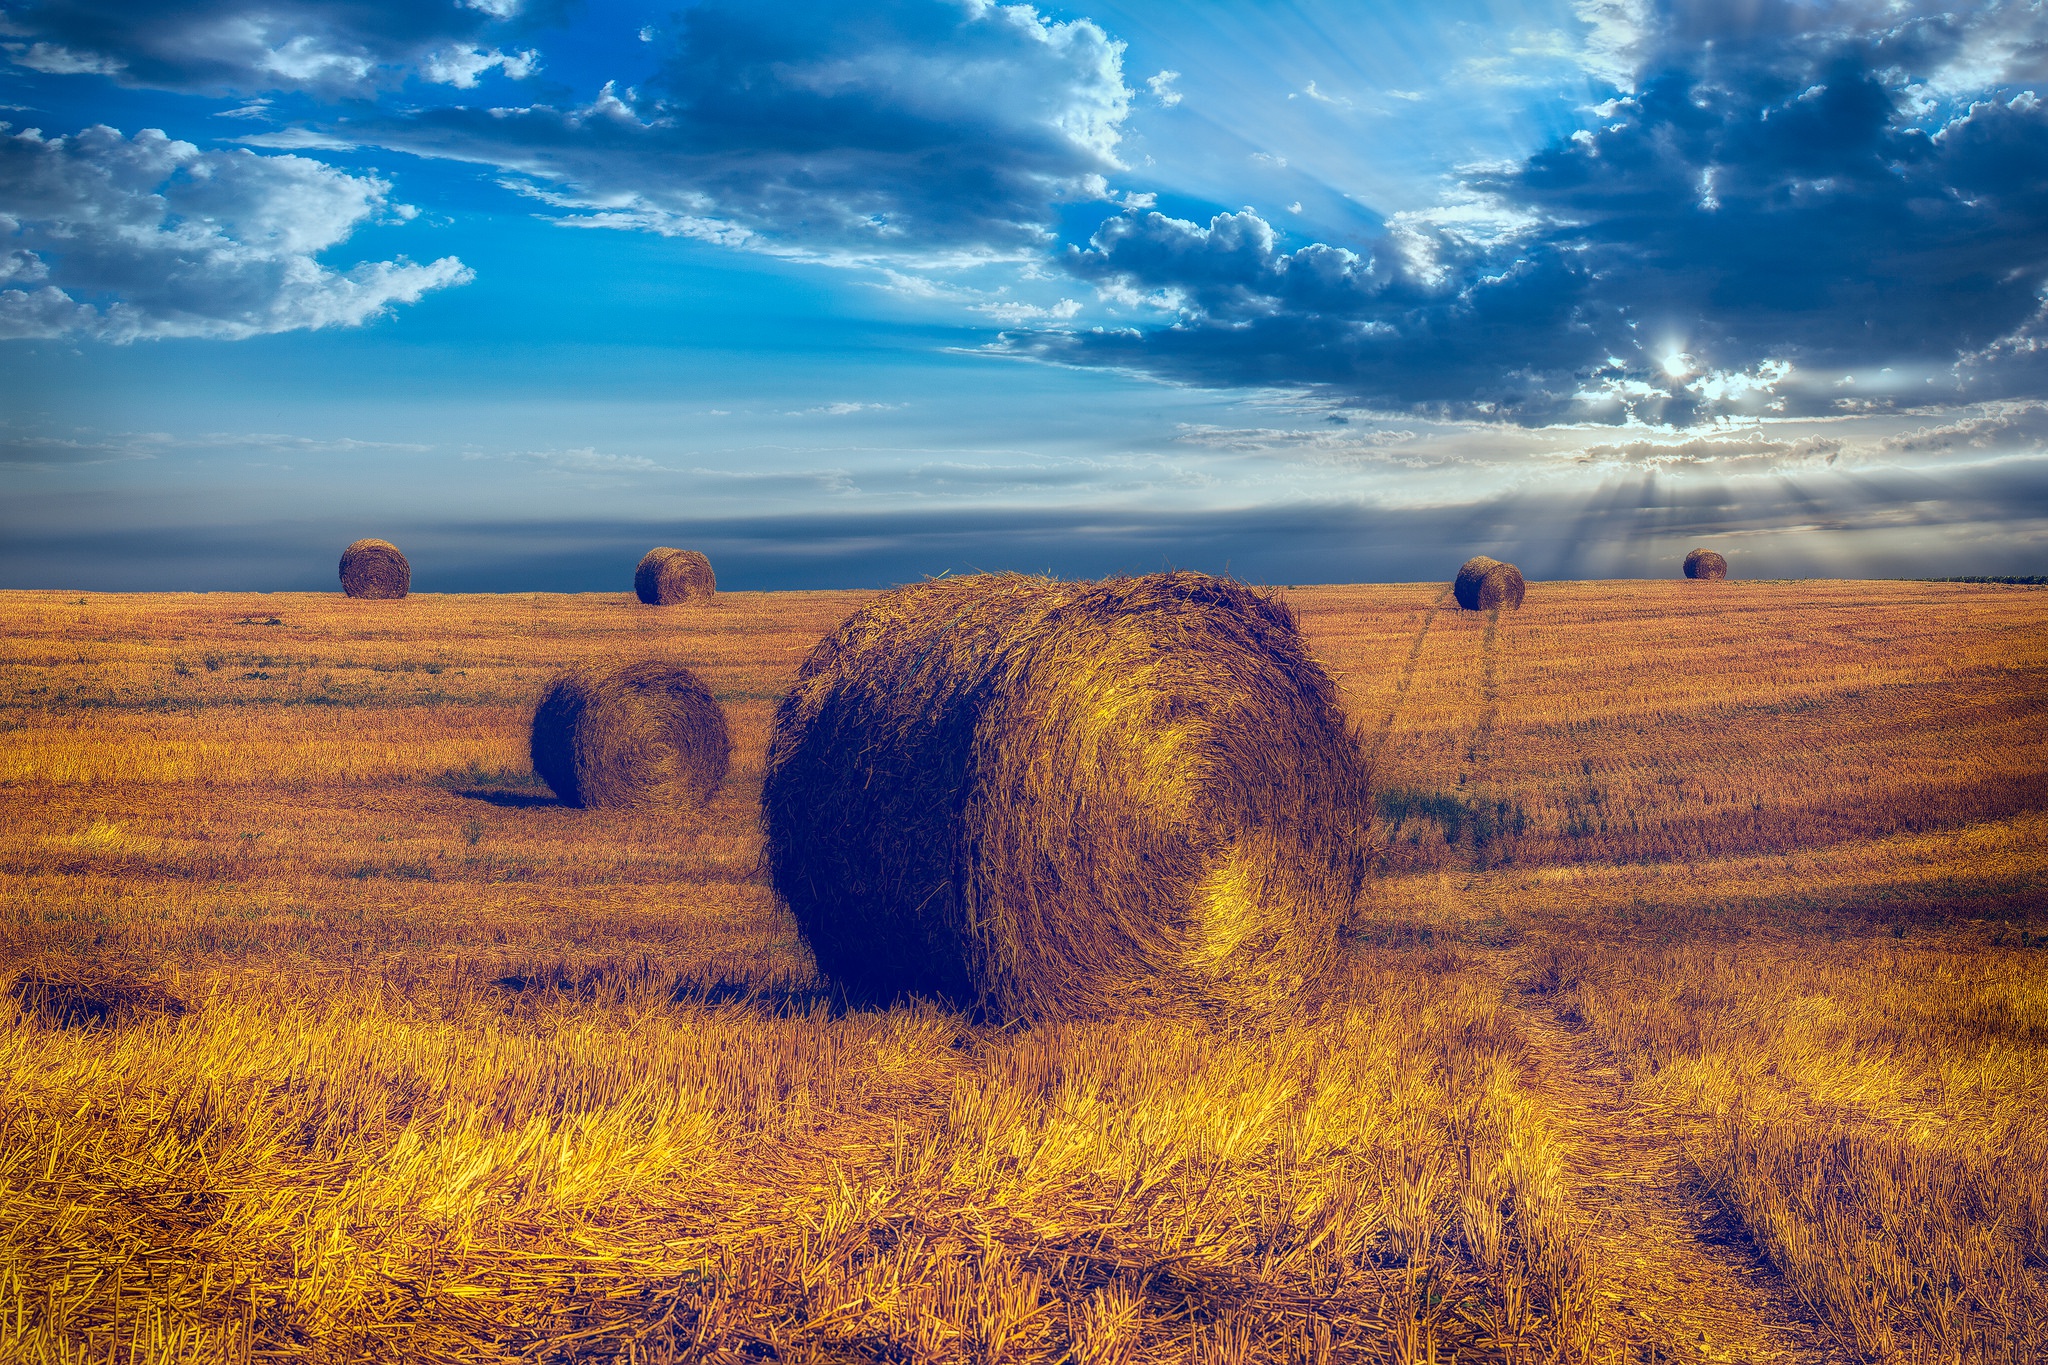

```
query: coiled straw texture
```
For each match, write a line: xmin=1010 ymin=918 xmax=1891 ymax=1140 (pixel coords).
xmin=1453 ymin=555 xmax=1526 ymax=611
xmin=761 ymin=571 xmax=1374 ymax=1020
xmin=530 ymin=661 xmax=731 ymax=810
xmin=1684 ymin=549 xmax=1729 ymax=580
xmin=634 ymin=548 xmax=717 ymax=605
xmin=339 ymin=539 xmax=410 ymax=599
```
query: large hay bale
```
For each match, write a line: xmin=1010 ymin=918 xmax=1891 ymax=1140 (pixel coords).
xmin=761 ymin=571 xmax=1374 ymax=1020
xmin=1683 ymin=548 xmax=1729 ymax=580
xmin=339 ymin=538 xmax=410 ymax=599
xmin=529 ymin=661 xmax=731 ymax=810
xmin=634 ymin=547 xmax=717 ymax=605
xmin=1453 ymin=555 xmax=1526 ymax=611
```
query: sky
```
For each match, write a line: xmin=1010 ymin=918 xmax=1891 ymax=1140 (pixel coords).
xmin=2 ymin=0 xmax=2046 ymax=591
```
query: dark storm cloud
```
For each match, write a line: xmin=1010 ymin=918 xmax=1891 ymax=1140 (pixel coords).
xmin=0 ymin=0 xmax=555 ymax=96
xmin=8 ymin=453 xmax=2043 ymax=590
xmin=294 ymin=0 xmax=1132 ymax=258
xmin=1030 ymin=0 xmax=2048 ymax=423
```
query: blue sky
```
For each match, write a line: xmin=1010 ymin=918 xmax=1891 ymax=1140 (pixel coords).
xmin=2 ymin=0 xmax=2045 ymax=590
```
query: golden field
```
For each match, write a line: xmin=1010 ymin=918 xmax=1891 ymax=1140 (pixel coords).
xmin=1 ymin=579 xmax=2043 ymax=1364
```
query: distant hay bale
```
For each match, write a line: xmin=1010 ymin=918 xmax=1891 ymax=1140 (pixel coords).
xmin=1684 ymin=548 xmax=1729 ymax=580
xmin=339 ymin=538 xmax=410 ymax=599
xmin=761 ymin=571 xmax=1374 ymax=1020
xmin=1453 ymin=555 xmax=1526 ymax=611
xmin=529 ymin=661 xmax=731 ymax=810
xmin=634 ymin=548 xmax=717 ymax=605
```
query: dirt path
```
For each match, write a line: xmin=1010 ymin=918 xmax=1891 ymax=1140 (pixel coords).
xmin=1507 ymin=986 xmax=1852 ymax=1364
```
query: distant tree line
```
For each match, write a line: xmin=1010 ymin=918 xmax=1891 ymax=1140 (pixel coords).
xmin=1917 ymin=575 xmax=2048 ymax=585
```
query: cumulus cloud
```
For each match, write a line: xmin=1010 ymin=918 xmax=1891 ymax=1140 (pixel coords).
xmin=0 ymin=0 xmax=551 ymax=95
xmin=973 ymin=296 xmax=1080 ymax=323
xmin=1024 ymin=0 xmax=2048 ymax=425
xmin=293 ymin=0 xmax=1133 ymax=260
xmin=0 ymin=124 xmax=471 ymax=341
xmin=1879 ymin=401 xmax=2048 ymax=454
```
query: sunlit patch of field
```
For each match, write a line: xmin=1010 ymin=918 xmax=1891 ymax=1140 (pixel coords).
xmin=1 ymin=581 xmax=2043 ymax=1363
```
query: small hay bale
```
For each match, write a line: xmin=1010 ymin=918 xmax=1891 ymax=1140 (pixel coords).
xmin=1453 ymin=555 xmax=1526 ymax=611
xmin=761 ymin=571 xmax=1374 ymax=1020
xmin=1684 ymin=548 xmax=1729 ymax=580
xmin=634 ymin=547 xmax=717 ymax=605
xmin=339 ymin=538 xmax=410 ymax=599
xmin=11 ymin=964 xmax=186 ymax=1030
xmin=529 ymin=660 xmax=730 ymax=810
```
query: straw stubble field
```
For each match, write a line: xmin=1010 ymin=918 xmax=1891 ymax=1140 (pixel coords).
xmin=1 ymin=580 xmax=2043 ymax=1364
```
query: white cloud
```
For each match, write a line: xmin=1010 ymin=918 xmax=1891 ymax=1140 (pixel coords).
xmin=515 ymin=446 xmax=666 ymax=473
xmin=0 ymin=425 xmax=434 ymax=464
xmin=1 ymin=0 xmax=533 ymax=96
xmin=973 ymin=297 xmax=1080 ymax=324
xmin=787 ymin=401 xmax=902 ymax=416
xmin=1175 ymin=423 xmax=1420 ymax=453
xmin=326 ymin=0 xmax=1135 ymax=261
xmin=421 ymin=45 xmax=537 ymax=89
xmin=0 ymin=247 xmax=47 ymax=282
xmin=0 ymin=125 xmax=471 ymax=342
xmin=8 ymin=41 xmax=125 ymax=76
xmin=1881 ymin=402 xmax=2048 ymax=454
xmin=1687 ymin=359 xmax=1792 ymax=409
xmin=1572 ymin=0 xmax=1650 ymax=90
xmin=1146 ymin=69 xmax=1182 ymax=107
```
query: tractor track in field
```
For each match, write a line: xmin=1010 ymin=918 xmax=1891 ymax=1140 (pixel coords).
xmin=1446 ymin=606 xmax=1848 ymax=1362
xmin=1364 ymin=584 xmax=1453 ymax=776
xmin=1507 ymin=987 xmax=1852 ymax=1365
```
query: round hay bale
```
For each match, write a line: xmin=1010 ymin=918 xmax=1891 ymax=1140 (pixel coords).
xmin=1453 ymin=555 xmax=1526 ymax=611
xmin=1683 ymin=548 xmax=1729 ymax=580
xmin=761 ymin=571 xmax=1374 ymax=1020
xmin=529 ymin=661 xmax=730 ymax=810
xmin=634 ymin=547 xmax=717 ymax=605
xmin=339 ymin=538 xmax=410 ymax=599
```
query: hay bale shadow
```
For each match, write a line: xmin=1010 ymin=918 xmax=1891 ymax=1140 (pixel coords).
xmin=454 ymin=789 xmax=562 ymax=809
xmin=11 ymin=966 xmax=188 ymax=1030
xmin=487 ymin=959 xmax=844 ymax=1018
xmin=667 ymin=976 xmax=846 ymax=1016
